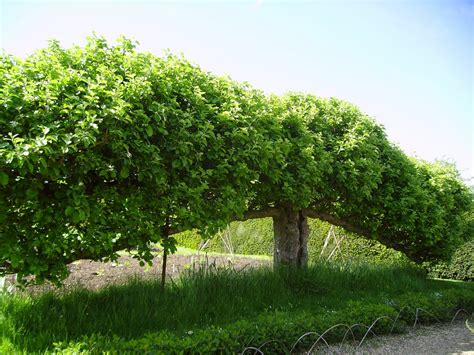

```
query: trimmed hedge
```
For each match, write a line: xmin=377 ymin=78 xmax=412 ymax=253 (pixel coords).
xmin=174 ymin=218 xmax=410 ymax=265
xmin=177 ymin=219 xmax=474 ymax=283
xmin=176 ymin=219 xmax=474 ymax=283
xmin=174 ymin=219 xmax=274 ymax=256
xmin=424 ymin=240 xmax=474 ymax=281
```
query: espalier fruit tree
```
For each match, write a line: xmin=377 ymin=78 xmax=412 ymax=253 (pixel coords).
xmin=1 ymin=37 xmax=472 ymax=284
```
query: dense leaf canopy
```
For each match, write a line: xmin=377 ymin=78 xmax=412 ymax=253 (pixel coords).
xmin=1 ymin=37 xmax=472 ymax=283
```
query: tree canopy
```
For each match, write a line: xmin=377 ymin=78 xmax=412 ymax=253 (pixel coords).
xmin=1 ymin=37 xmax=472 ymax=283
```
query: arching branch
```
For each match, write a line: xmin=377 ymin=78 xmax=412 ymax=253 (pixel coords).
xmin=302 ymin=209 xmax=373 ymax=239
xmin=166 ymin=208 xmax=280 ymax=236
xmin=231 ymin=208 xmax=280 ymax=222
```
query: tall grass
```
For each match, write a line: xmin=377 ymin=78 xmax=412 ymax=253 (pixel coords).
xmin=1 ymin=260 xmax=472 ymax=352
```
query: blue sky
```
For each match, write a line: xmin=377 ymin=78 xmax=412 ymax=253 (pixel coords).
xmin=1 ymin=0 xmax=473 ymax=181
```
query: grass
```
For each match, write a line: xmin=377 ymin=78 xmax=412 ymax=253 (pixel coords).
xmin=0 ymin=260 xmax=473 ymax=353
xmin=117 ymin=245 xmax=272 ymax=260
xmin=174 ymin=246 xmax=272 ymax=260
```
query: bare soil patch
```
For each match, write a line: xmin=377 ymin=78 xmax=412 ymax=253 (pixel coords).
xmin=12 ymin=251 xmax=270 ymax=293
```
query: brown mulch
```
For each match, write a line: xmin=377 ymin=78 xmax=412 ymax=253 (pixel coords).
xmin=9 ymin=252 xmax=270 ymax=293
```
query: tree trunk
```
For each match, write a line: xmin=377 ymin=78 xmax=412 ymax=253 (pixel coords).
xmin=272 ymin=208 xmax=309 ymax=267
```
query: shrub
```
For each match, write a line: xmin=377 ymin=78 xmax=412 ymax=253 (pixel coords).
xmin=424 ymin=240 xmax=474 ymax=281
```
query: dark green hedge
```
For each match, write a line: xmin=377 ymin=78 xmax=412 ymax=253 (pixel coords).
xmin=174 ymin=218 xmax=409 ymax=265
xmin=175 ymin=218 xmax=473 ymax=282
xmin=174 ymin=218 xmax=274 ymax=256
xmin=424 ymin=240 xmax=474 ymax=281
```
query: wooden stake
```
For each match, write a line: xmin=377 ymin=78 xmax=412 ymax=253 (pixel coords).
xmin=161 ymin=246 xmax=167 ymax=291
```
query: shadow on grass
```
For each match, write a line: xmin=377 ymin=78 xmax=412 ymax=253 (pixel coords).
xmin=1 ymin=261 xmax=471 ymax=352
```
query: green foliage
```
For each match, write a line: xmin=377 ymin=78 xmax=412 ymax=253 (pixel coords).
xmin=47 ymin=288 xmax=473 ymax=354
xmin=424 ymin=239 xmax=474 ymax=281
xmin=0 ymin=36 xmax=272 ymax=283
xmin=175 ymin=218 xmax=410 ymax=265
xmin=172 ymin=230 xmax=203 ymax=250
xmin=174 ymin=219 xmax=274 ymax=255
xmin=422 ymin=204 xmax=473 ymax=281
xmin=2 ymin=264 xmax=472 ymax=353
xmin=49 ymin=307 xmax=398 ymax=354
xmin=1 ymin=35 xmax=472 ymax=283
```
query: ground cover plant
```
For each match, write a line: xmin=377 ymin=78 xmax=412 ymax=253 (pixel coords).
xmin=0 ymin=261 xmax=472 ymax=353
xmin=1 ymin=36 xmax=472 ymax=285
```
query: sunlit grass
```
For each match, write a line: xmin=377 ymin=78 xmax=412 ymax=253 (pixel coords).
xmin=0 ymin=260 xmax=472 ymax=353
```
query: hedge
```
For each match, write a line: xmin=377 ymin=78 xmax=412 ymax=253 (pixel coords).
xmin=174 ymin=218 xmax=411 ymax=265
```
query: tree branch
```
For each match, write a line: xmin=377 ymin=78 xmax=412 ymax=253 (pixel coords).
xmin=166 ymin=208 xmax=280 ymax=235
xmin=302 ymin=208 xmax=373 ymax=238
xmin=231 ymin=207 xmax=280 ymax=222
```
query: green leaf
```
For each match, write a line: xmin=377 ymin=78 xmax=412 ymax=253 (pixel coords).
xmin=120 ymin=166 xmax=129 ymax=179
xmin=72 ymin=210 xmax=86 ymax=223
xmin=65 ymin=206 xmax=75 ymax=217
xmin=0 ymin=172 xmax=8 ymax=186
xmin=146 ymin=126 xmax=153 ymax=137
xmin=26 ymin=189 xmax=38 ymax=199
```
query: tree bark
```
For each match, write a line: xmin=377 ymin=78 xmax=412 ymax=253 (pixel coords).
xmin=272 ymin=208 xmax=309 ymax=267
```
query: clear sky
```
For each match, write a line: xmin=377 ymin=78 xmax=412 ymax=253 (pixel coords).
xmin=1 ymin=0 xmax=473 ymax=181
